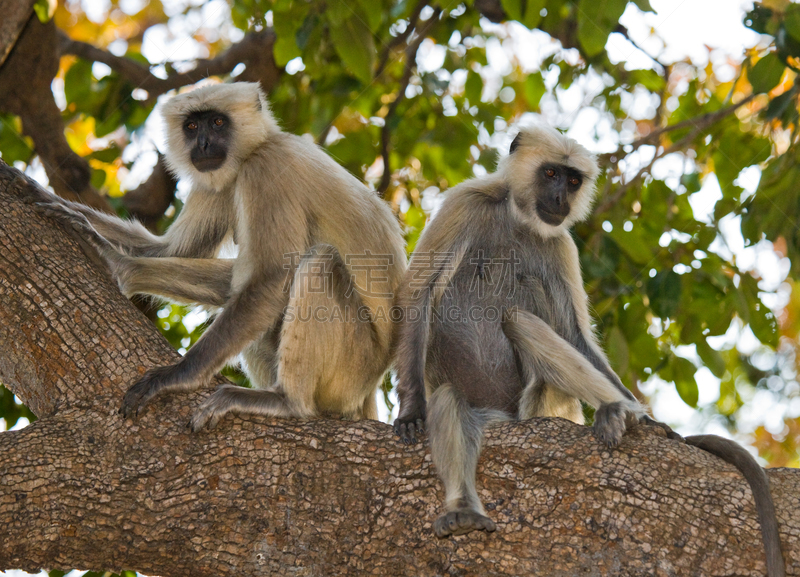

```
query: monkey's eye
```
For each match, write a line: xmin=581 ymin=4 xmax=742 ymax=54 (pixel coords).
xmin=186 ymin=121 xmax=198 ymax=131
xmin=569 ymin=177 xmax=581 ymax=186
xmin=214 ymin=118 xmax=224 ymax=127
xmin=545 ymin=168 xmax=556 ymax=178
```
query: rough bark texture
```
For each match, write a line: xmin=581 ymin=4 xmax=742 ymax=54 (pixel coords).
xmin=0 ymin=161 xmax=799 ymax=576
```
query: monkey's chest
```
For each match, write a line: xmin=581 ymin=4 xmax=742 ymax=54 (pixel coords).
xmin=444 ymin=246 xmax=574 ymax=332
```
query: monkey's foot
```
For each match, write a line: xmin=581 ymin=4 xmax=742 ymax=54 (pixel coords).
xmin=434 ymin=510 xmax=497 ymax=538
xmin=190 ymin=385 xmax=238 ymax=431
xmin=393 ymin=416 xmax=425 ymax=444
xmin=592 ymin=401 xmax=638 ymax=448
xmin=120 ymin=365 xmax=177 ymax=418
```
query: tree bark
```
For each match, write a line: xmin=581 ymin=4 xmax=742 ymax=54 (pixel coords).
xmin=0 ymin=161 xmax=798 ymax=577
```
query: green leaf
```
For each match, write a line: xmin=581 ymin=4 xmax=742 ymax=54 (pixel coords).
xmin=33 ymin=0 xmax=56 ymax=22
xmin=605 ymin=326 xmax=630 ymax=375
xmin=749 ymin=53 xmax=785 ymax=94
xmin=465 ymin=71 xmax=483 ymax=103
xmin=672 ymin=357 xmax=699 ymax=408
xmin=628 ymin=68 xmax=665 ymax=92
xmin=577 ymin=0 xmax=628 ymax=57
xmin=273 ymin=35 xmax=301 ymax=66
xmin=744 ymin=5 xmax=774 ymax=35
xmin=87 ymin=145 xmax=122 ymax=163
xmin=647 ymin=270 xmax=681 ymax=319
xmin=522 ymin=0 xmax=546 ymax=28
xmin=477 ymin=147 xmax=499 ymax=170
xmin=0 ymin=114 xmax=34 ymax=164
xmin=329 ymin=15 xmax=376 ymax=85
xmin=696 ymin=340 xmax=726 ymax=378
xmin=524 ymin=72 xmax=546 ymax=109
xmin=630 ymin=0 xmax=653 ymax=11
xmin=90 ymin=167 xmax=106 ymax=189
xmin=357 ymin=0 xmax=383 ymax=31
xmin=500 ymin=0 xmax=524 ymax=21
xmin=785 ymin=6 xmax=800 ymax=44
xmin=64 ymin=60 xmax=94 ymax=107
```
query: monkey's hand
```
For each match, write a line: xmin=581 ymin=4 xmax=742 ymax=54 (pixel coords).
xmin=592 ymin=401 xmax=639 ymax=447
xmin=393 ymin=402 xmax=426 ymax=445
xmin=120 ymin=365 xmax=178 ymax=418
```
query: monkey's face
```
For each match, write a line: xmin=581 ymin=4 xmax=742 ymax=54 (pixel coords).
xmin=183 ymin=110 xmax=232 ymax=172
xmin=533 ymin=163 xmax=584 ymax=226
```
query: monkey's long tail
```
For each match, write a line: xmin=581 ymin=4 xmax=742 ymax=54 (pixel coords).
xmin=684 ymin=434 xmax=785 ymax=577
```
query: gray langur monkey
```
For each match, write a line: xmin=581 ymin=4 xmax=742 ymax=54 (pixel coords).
xmin=391 ymin=125 xmax=785 ymax=576
xmin=34 ymin=82 xmax=406 ymax=429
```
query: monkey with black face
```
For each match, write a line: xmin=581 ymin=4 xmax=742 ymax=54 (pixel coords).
xmin=34 ymin=82 xmax=406 ymax=428
xmin=391 ymin=126 xmax=784 ymax=576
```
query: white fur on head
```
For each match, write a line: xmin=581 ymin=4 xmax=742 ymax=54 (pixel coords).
xmin=161 ymin=81 xmax=279 ymax=192
xmin=498 ymin=124 xmax=600 ymax=238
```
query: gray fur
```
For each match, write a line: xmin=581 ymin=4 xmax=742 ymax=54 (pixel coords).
xmin=394 ymin=124 xmax=785 ymax=569
xmin=35 ymin=82 xmax=406 ymax=427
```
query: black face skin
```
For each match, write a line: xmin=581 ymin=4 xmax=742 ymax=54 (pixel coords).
xmin=184 ymin=110 xmax=232 ymax=172
xmin=534 ymin=162 xmax=584 ymax=226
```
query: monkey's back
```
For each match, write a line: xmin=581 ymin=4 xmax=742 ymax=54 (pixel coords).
xmin=425 ymin=189 xmax=580 ymax=416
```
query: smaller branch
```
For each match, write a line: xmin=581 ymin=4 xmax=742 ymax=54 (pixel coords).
xmin=120 ymin=153 xmax=177 ymax=228
xmin=375 ymin=0 xmax=429 ymax=77
xmin=598 ymin=93 xmax=759 ymax=167
xmin=378 ymin=8 xmax=441 ymax=197
xmin=58 ymin=29 xmax=279 ymax=103
xmin=595 ymin=119 xmax=720 ymax=214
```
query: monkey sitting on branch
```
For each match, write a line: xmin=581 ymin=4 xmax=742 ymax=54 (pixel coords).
xmin=391 ymin=125 xmax=785 ymax=576
xmin=33 ymin=81 xmax=406 ymax=429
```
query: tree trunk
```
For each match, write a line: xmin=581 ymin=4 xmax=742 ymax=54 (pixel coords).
xmin=0 ymin=161 xmax=798 ymax=577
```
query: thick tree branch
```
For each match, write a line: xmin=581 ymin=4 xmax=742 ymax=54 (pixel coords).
xmin=0 ymin=15 xmax=111 ymax=212
xmin=0 ymin=0 xmax=35 ymax=67
xmin=0 ymin=16 xmax=281 ymax=226
xmin=2 ymin=161 xmax=800 ymax=575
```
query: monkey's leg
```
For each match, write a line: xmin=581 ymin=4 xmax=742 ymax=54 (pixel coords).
xmin=112 ymin=256 xmax=233 ymax=307
xmin=501 ymin=308 xmax=643 ymax=447
xmin=120 ymin=263 xmax=289 ymax=418
xmin=429 ymin=384 xmax=506 ymax=538
xmin=190 ymin=244 xmax=385 ymax=430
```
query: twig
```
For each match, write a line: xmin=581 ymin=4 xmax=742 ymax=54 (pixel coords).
xmin=598 ymin=93 xmax=759 ymax=168
xmin=58 ymin=29 xmax=278 ymax=104
xmin=378 ymin=8 xmax=441 ymax=196
xmin=375 ymin=0 xmax=429 ymax=77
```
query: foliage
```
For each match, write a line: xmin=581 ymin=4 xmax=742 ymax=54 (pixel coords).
xmin=1 ymin=0 xmax=799 ymax=469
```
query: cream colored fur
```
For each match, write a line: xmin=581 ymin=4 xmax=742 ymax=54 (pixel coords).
xmin=499 ymin=124 xmax=600 ymax=238
xmin=161 ymin=82 xmax=279 ymax=192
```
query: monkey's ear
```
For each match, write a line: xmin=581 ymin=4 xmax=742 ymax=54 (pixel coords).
xmin=509 ymin=133 xmax=522 ymax=155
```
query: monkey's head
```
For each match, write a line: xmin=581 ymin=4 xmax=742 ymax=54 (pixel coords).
xmin=500 ymin=125 xmax=600 ymax=238
xmin=161 ymin=82 xmax=278 ymax=192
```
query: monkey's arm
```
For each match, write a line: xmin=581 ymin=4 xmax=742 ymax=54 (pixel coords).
xmin=119 ymin=267 xmax=289 ymax=417
xmin=393 ymin=275 xmax=432 ymax=444
xmin=120 ymin=153 xmax=306 ymax=417
xmin=393 ymin=205 xmax=467 ymax=444
xmin=558 ymin=234 xmax=639 ymax=403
